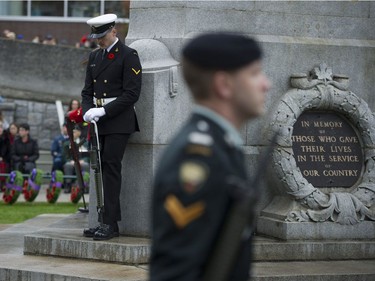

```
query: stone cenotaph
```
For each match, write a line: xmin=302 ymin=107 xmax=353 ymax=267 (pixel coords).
xmin=84 ymin=1 xmax=375 ymax=240
xmin=259 ymin=63 xmax=375 ymax=239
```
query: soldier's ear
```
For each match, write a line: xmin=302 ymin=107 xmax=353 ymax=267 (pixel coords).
xmin=212 ymin=71 xmax=233 ymax=100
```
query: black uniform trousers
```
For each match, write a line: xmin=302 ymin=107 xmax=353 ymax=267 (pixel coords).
xmin=98 ymin=133 xmax=130 ymax=225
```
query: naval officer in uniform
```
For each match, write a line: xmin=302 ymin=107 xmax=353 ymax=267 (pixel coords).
xmin=81 ymin=14 xmax=142 ymax=240
xmin=150 ymin=33 xmax=270 ymax=280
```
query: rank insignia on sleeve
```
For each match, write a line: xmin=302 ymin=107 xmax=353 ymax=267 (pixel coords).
xmin=179 ymin=161 xmax=208 ymax=194
xmin=132 ymin=68 xmax=141 ymax=75
xmin=186 ymin=144 xmax=212 ymax=157
xmin=164 ymin=194 xmax=205 ymax=229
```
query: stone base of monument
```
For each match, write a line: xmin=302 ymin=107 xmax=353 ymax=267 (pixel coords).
xmin=23 ymin=212 xmax=150 ymax=265
xmin=257 ymin=216 xmax=375 ymax=240
xmin=258 ymin=196 xmax=375 ymax=240
xmin=17 ymin=213 xmax=375 ymax=281
xmin=24 ymin=221 xmax=375 ymax=263
xmin=0 ymin=213 xmax=373 ymax=280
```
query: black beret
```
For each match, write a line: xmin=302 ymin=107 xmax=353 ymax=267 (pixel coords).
xmin=183 ymin=32 xmax=262 ymax=70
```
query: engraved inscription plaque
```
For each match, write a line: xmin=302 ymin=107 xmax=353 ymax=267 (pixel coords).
xmin=292 ymin=111 xmax=363 ymax=187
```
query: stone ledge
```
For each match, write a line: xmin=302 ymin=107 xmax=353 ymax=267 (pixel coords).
xmin=24 ymin=227 xmax=375 ymax=264
xmin=1 ymin=254 xmax=374 ymax=281
xmin=24 ymin=229 xmax=150 ymax=265
xmin=0 ymin=254 xmax=147 ymax=281
xmin=257 ymin=216 xmax=375 ymax=240
xmin=253 ymin=236 xmax=375 ymax=261
xmin=252 ymin=260 xmax=375 ymax=281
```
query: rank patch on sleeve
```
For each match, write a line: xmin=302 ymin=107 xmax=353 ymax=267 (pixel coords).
xmin=132 ymin=68 xmax=141 ymax=75
xmin=179 ymin=161 xmax=208 ymax=194
xmin=186 ymin=144 xmax=212 ymax=157
xmin=164 ymin=194 xmax=205 ymax=229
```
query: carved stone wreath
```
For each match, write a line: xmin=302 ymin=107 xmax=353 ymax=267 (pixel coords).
xmin=270 ymin=63 xmax=375 ymax=225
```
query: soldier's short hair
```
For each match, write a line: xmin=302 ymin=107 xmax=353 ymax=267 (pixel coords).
xmin=182 ymin=58 xmax=213 ymax=101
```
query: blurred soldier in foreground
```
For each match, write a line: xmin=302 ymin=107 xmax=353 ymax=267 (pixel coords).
xmin=150 ymin=33 xmax=270 ymax=281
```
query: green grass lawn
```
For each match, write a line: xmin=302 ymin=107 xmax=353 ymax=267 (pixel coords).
xmin=0 ymin=202 xmax=85 ymax=224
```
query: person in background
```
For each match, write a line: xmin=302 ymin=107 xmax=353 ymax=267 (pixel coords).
xmin=62 ymin=126 xmax=89 ymax=193
xmin=10 ymin=123 xmax=39 ymax=173
xmin=81 ymin=13 xmax=142 ymax=240
xmin=32 ymin=36 xmax=40 ymax=43
xmin=51 ymin=123 xmax=69 ymax=172
xmin=0 ymin=110 xmax=9 ymax=130
xmin=43 ymin=34 xmax=57 ymax=45
xmin=67 ymin=99 xmax=81 ymax=114
xmin=3 ymin=29 xmax=16 ymax=40
xmin=67 ymin=98 xmax=88 ymax=138
xmin=6 ymin=123 xmax=18 ymax=145
xmin=0 ymin=121 xmax=10 ymax=190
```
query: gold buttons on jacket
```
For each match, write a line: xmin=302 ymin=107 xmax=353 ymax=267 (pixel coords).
xmin=94 ymin=79 xmax=96 ymax=83
xmin=94 ymin=92 xmax=96 ymax=96
xmin=103 ymin=93 xmax=107 ymax=97
xmin=104 ymin=80 xmax=107 ymax=83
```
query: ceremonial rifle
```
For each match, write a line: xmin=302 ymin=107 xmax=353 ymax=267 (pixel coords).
xmin=203 ymin=134 xmax=279 ymax=281
xmin=90 ymin=120 xmax=105 ymax=225
xmin=65 ymin=116 xmax=88 ymax=212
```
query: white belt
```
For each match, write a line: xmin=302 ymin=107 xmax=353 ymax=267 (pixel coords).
xmin=93 ymin=97 xmax=116 ymax=107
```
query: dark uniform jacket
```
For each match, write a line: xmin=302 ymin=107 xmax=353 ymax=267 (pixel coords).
xmin=150 ymin=110 xmax=252 ymax=281
xmin=11 ymin=137 xmax=39 ymax=165
xmin=0 ymin=134 xmax=11 ymax=163
xmin=81 ymin=39 xmax=142 ymax=135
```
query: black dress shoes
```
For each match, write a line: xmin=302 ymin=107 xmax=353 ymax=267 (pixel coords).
xmin=93 ymin=224 xmax=119 ymax=241
xmin=83 ymin=225 xmax=101 ymax=237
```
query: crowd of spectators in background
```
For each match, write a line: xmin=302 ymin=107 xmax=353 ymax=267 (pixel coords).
xmin=50 ymin=99 xmax=89 ymax=193
xmin=0 ymin=99 xmax=89 ymax=193
xmin=2 ymin=29 xmax=97 ymax=49
xmin=0 ymin=116 xmax=40 ymax=190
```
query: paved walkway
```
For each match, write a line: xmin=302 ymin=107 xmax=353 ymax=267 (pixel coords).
xmin=0 ymin=214 xmax=148 ymax=281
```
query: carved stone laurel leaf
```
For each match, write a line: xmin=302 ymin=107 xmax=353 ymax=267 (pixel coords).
xmin=286 ymin=210 xmax=310 ymax=222
xmin=312 ymin=63 xmax=333 ymax=82
xmin=270 ymin=63 xmax=375 ymax=225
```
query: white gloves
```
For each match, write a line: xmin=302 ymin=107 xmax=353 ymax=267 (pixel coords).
xmin=83 ymin=107 xmax=106 ymax=122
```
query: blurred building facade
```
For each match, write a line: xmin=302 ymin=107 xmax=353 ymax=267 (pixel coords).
xmin=0 ymin=0 xmax=129 ymax=45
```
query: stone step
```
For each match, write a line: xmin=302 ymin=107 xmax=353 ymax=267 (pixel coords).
xmin=24 ymin=228 xmax=375 ymax=264
xmin=253 ymin=236 xmax=375 ymax=261
xmin=0 ymin=254 xmax=148 ymax=281
xmin=36 ymin=150 xmax=53 ymax=172
xmin=36 ymin=150 xmax=52 ymax=163
xmin=0 ymin=254 xmax=374 ymax=281
xmin=2 ymin=214 xmax=375 ymax=281
xmin=24 ymin=229 xmax=150 ymax=265
xmin=251 ymin=260 xmax=375 ymax=281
